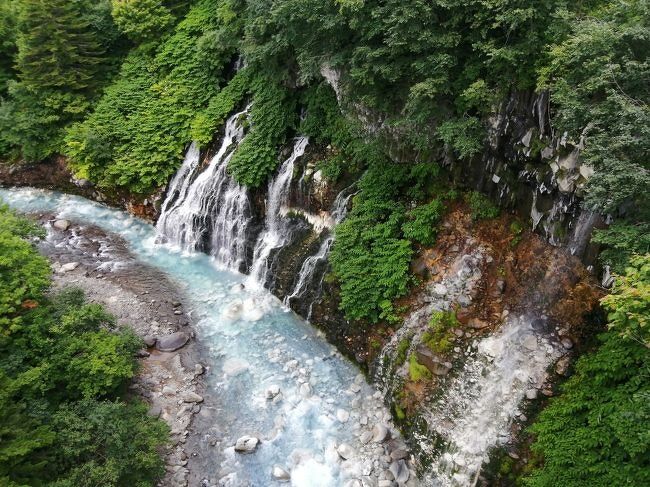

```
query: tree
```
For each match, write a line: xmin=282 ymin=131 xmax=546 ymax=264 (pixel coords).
xmin=111 ymin=0 xmax=174 ymax=43
xmin=525 ymin=254 xmax=650 ymax=486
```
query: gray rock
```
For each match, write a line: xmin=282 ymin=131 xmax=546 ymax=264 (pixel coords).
xmin=194 ymin=363 xmax=205 ymax=376
xmin=415 ymin=345 xmax=452 ymax=376
xmin=162 ymin=385 xmax=176 ymax=396
xmin=337 ymin=443 xmax=355 ymax=460
xmin=390 ymin=449 xmax=408 ymax=461
xmin=143 ymin=335 xmax=157 ymax=347
xmin=525 ymin=389 xmax=538 ymax=400
xmin=389 ymin=460 xmax=409 ymax=484
xmin=53 ymin=219 xmax=70 ymax=231
xmin=271 ymin=465 xmax=290 ymax=482
xmin=183 ymin=392 xmax=204 ymax=403
xmin=561 ymin=338 xmax=574 ymax=349
xmin=372 ymin=424 xmax=389 ymax=443
xmin=337 ymin=409 xmax=350 ymax=423
xmin=266 ymin=385 xmax=281 ymax=399
xmin=75 ymin=178 xmax=92 ymax=189
xmin=234 ymin=436 xmax=259 ymax=453
xmin=522 ymin=335 xmax=538 ymax=351
xmin=156 ymin=332 xmax=189 ymax=352
xmin=59 ymin=262 xmax=79 ymax=273
xmin=360 ymin=431 xmax=373 ymax=444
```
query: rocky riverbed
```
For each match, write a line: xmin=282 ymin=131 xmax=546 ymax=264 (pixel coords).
xmin=33 ymin=215 xmax=211 ymax=487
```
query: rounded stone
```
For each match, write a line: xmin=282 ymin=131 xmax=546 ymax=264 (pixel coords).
xmin=156 ymin=332 xmax=189 ymax=352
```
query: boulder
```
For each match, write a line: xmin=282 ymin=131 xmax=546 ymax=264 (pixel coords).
xmin=337 ymin=443 xmax=355 ymax=460
xmin=234 ymin=436 xmax=259 ymax=453
xmin=561 ymin=338 xmax=574 ymax=350
xmin=156 ymin=332 xmax=189 ymax=352
xmin=415 ymin=345 xmax=452 ymax=376
xmin=59 ymin=262 xmax=79 ymax=273
xmin=271 ymin=465 xmax=291 ymax=482
xmin=183 ymin=392 xmax=204 ymax=403
xmin=389 ymin=460 xmax=410 ymax=484
xmin=372 ymin=424 xmax=389 ymax=443
xmin=266 ymin=385 xmax=281 ymax=400
xmin=336 ymin=409 xmax=350 ymax=423
xmin=53 ymin=219 xmax=70 ymax=231
xmin=143 ymin=335 xmax=157 ymax=347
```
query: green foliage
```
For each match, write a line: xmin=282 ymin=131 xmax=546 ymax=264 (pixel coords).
xmin=0 ymin=208 xmax=167 ymax=486
xmin=408 ymin=353 xmax=431 ymax=382
xmin=592 ymin=222 xmax=650 ymax=273
xmin=0 ymin=0 xmax=18 ymax=96
xmin=402 ymin=199 xmax=444 ymax=246
xmin=0 ymin=204 xmax=49 ymax=335
xmin=0 ymin=0 xmax=119 ymax=161
xmin=421 ymin=310 xmax=459 ymax=355
xmin=525 ymin=253 xmax=650 ymax=486
xmin=437 ymin=117 xmax=484 ymax=159
xmin=65 ymin=0 xmax=239 ymax=193
xmin=538 ymin=0 xmax=650 ymax=215
xmin=228 ymin=74 xmax=297 ymax=187
xmin=395 ymin=337 xmax=411 ymax=367
xmin=465 ymin=191 xmax=500 ymax=221
xmin=111 ymin=0 xmax=174 ymax=43
xmin=601 ymin=254 xmax=650 ymax=347
xmin=330 ymin=161 xmax=414 ymax=322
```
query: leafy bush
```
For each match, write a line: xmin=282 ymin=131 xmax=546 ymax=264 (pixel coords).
xmin=0 ymin=207 xmax=167 ymax=486
xmin=464 ymin=191 xmax=500 ymax=221
xmin=402 ymin=199 xmax=444 ymax=246
xmin=525 ymin=253 xmax=650 ymax=486
xmin=592 ymin=222 xmax=650 ymax=274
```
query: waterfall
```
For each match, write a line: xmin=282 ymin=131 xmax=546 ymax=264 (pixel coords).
xmin=247 ymin=137 xmax=309 ymax=287
xmin=424 ymin=316 xmax=561 ymax=486
xmin=156 ymin=108 xmax=252 ymax=271
xmin=284 ymin=186 xmax=355 ymax=315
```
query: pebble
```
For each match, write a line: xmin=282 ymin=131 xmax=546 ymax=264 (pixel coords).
xmin=59 ymin=262 xmax=80 ymax=273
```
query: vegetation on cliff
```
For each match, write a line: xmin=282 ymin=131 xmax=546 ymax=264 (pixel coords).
xmin=0 ymin=205 xmax=167 ymax=486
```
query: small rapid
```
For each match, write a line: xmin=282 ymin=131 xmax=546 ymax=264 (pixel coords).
xmin=0 ymin=187 xmax=412 ymax=487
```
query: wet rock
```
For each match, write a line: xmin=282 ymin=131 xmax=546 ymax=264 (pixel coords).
xmin=433 ymin=284 xmax=447 ymax=296
xmin=350 ymin=383 xmax=361 ymax=393
xmin=360 ymin=431 xmax=373 ymax=444
xmin=234 ymin=436 xmax=259 ymax=453
xmin=337 ymin=443 xmax=355 ymax=460
xmin=390 ymin=449 xmax=408 ymax=461
xmin=555 ymin=356 xmax=571 ymax=376
xmin=389 ymin=460 xmax=409 ymax=484
xmin=156 ymin=332 xmax=189 ymax=352
xmin=143 ymin=335 xmax=157 ymax=347
xmin=299 ymin=382 xmax=311 ymax=398
xmin=337 ymin=409 xmax=350 ymax=423
xmin=53 ymin=219 xmax=70 ymax=231
xmin=561 ymin=338 xmax=574 ymax=350
xmin=182 ymin=392 xmax=203 ymax=403
xmin=415 ymin=345 xmax=452 ymax=376
xmin=271 ymin=465 xmax=290 ymax=482
xmin=194 ymin=363 xmax=204 ymax=376
xmin=522 ymin=335 xmax=538 ymax=351
xmin=372 ymin=424 xmax=389 ymax=443
xmin=266 ymin=385 xmax=281 ymax=399
xmin=222 ymin=358 xmax=249 ymax=376
xmin=59 ymin=262 xmax=79 ymax=273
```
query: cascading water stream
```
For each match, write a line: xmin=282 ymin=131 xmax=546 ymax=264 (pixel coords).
xmin=247 ymin=137 xmax=309 ymax=288
xmin=156 ymin=108 xmax=252 ymax=272
xmin=284 ymin=186 xmax=355 ymax=316
xmin=423 ymin=316 xmax=561 ymax=486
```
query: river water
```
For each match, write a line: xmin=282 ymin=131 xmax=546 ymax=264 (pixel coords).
xmin=0 ymin=187 xmax=411 ymax=487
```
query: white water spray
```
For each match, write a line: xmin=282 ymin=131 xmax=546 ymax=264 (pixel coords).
xmin=247 ymin=137 xmax=309 ymax=287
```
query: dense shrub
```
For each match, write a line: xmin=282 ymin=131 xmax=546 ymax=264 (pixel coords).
xmin=0 ymin=206 xmax=167 ymax=486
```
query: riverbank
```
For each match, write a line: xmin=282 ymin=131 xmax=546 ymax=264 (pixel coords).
xmin=32 ymin=213 xmax=213 ymax=487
